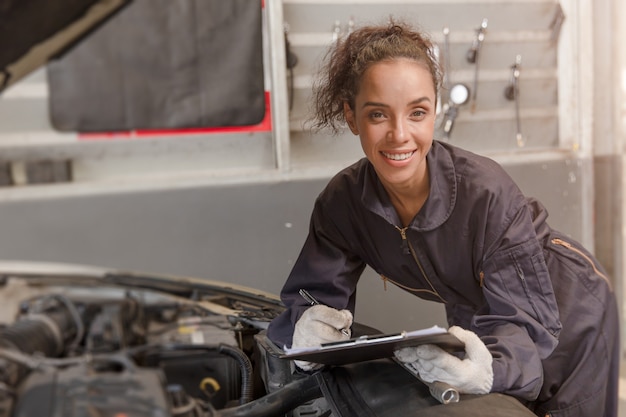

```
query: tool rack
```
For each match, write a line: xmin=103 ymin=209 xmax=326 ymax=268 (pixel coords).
xmin=278 ymin=0 xmax=593 ymax=247
xmin=0 ymin=0 xmax=598 ymax=251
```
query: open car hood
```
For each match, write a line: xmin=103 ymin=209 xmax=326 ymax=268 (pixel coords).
xmin=0 ymin=259 xmax=284 ymax=322
xmin=0 ymin=0 xmax=131 ymax=93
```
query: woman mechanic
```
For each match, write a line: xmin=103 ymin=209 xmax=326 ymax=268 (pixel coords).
xmin=266 ymin=20 xmax=619 ymax=417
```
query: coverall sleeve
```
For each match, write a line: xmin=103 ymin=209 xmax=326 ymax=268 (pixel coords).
xmin=471 ymin=202 xmax=561 ymax=400
xmin=266 ymin=197 xmax=366 ymax=348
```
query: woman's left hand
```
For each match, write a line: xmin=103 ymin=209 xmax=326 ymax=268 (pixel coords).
xmin=394 ymin=326 xmax=494 ymax=395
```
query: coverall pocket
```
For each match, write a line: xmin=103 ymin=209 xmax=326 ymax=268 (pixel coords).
xmin=483 ymin=239 xmax=560 ymax=338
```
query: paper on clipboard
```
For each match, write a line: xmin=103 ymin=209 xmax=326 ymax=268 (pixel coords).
xmin=279 ymin=325 xmax=464 ymax=366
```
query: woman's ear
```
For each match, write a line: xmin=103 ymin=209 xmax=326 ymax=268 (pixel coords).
xmin=343 ymin=102 xmax=359 ymax=135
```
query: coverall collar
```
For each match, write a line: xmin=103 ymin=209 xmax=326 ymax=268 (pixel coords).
xmin=361 ymin=140 xmax=457 ymax=231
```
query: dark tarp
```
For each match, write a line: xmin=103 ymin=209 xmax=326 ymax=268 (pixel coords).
xmin=46 ymin=0 xmax=265 ymax=132
xmin=0 ymin=0 xmax=130 ymax=92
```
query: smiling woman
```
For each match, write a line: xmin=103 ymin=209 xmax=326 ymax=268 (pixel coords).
xmin=267 ymin=19 xmax=620 ymax=417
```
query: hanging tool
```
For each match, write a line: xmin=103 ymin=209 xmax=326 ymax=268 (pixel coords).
xmin=284 ymin=23 xmax=298 ymax=112
xmin=504 ymin=55 xmax=524 ymax=147
xmin=436 ymin=27 xmax=451 ymax=130
xmin=441 ymin=83 xmax=470 ymax=141
xmin=347 ymin=16 xmax=355 ymax=35
xmin=466 ymin=18 xmax=488 ymax=113
xmin=550 ymin=3 xmax=566 ymax=44
xmin=332 ymin=20 xmax=342 ymax=42
xmin=441 ymin=27 xmax=451 ymax=107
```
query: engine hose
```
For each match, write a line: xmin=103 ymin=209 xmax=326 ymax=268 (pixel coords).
xmin=215 ymin=373 xmax=322 ymax=417
xmin=0 ymin=294 xmax=80 ymax=358
xmin=151 ymin=344 xmax=255 ymax=406
xmin=216 ymin=344 xmax=254 ymax=405
xmin=0 ymin=315 xmax=64 ymax=357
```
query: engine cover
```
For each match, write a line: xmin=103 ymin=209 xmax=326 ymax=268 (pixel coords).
xmin=13 ymin=359 xmax=171 ymax=417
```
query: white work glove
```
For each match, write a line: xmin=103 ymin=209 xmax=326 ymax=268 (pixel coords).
xmin=394 ymin=326 xmax=493 ymax=394
xmin=292 ymin=304 xmax=353 ymax=371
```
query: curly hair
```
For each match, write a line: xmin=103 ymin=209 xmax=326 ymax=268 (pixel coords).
xmin=310 ymin=19 xmax=442 ymax=135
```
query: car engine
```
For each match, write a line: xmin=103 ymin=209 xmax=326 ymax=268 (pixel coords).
xmin=0 ymin=271 xmax=320 ymax=417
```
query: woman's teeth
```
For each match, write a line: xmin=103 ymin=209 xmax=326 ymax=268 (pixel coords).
xmin=382 ymin=151 xmax=414 ymax=161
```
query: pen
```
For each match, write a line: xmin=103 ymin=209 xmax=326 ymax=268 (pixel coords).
xmin=299 ymin=289 xmax=351 ymax=337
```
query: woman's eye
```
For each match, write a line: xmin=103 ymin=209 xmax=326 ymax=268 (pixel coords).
xmin=368 ymin=111 xmax=385 ymax=120
xmin=411 ymin=109 xmax=427 ymax=118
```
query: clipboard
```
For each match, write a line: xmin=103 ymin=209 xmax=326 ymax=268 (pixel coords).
xmin=272 ymin=325 xmax=465 ymax=366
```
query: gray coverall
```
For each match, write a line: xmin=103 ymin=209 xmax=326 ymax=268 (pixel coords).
xmin=267 ymin=141 xmax=619 ymax=417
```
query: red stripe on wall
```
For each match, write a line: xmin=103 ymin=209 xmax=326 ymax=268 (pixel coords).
xmin=78 ymin=91 xmax=272 ymax=141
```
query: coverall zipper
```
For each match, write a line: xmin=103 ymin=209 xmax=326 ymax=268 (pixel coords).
xmin=551 ymin=238 xmax=612 ymax=291
xmin=383 ymin=226 xmax=447 ymax=303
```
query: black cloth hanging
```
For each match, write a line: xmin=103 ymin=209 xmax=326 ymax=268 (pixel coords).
xmin=47 ymin=0 xmax=265 ymax=132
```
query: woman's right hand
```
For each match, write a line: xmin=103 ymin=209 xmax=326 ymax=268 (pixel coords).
xmin=292 ymin=304 xmax=353 ymax=371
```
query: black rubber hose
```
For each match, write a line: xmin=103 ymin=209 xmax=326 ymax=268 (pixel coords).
xmin=215 ymin=374 xmax=322 ymax=417
xmin=145 ymin=344 xmax=255 ymax=406
xmin=216 ymin=344 xmax=254 ymax=405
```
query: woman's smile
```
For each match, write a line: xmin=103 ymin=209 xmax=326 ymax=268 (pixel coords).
xmin=380 ymin=150 xmax=416 ymax=161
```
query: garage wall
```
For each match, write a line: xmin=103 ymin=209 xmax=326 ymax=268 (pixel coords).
xmin=0 ymin=155 xmax=585 ymax=333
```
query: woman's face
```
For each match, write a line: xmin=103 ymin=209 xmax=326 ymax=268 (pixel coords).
xmin=344 ymin=58 xmax=436 ymax=192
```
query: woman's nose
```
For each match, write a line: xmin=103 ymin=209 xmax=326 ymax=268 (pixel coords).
xmin=387 ymin=118 xmax=408 ymax=142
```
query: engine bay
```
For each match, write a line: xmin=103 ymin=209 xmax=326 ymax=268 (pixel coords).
xmin=0 ymin=265 xmax=541 ymax=417
xmin=0 ymin=271 xmax=290 ymax=417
